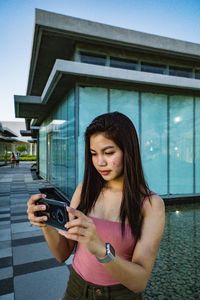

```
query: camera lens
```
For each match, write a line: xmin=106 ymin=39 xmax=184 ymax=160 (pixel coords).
xmin=56 ymin=209 xmax=64 ymax=224
xmin=51 ymin=211 xmax=56 ymax=219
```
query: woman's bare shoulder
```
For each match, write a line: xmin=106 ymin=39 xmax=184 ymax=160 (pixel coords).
xmin=142 ymin=194 xmax=165 ymax=216
xmin=70 ymin=183 xmax=83 ymax=209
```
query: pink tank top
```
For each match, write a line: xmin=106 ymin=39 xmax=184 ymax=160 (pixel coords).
xmin=72 ymin=216 xmax=136 ymax=285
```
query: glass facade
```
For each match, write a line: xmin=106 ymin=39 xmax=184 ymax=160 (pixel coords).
xmin=39 ymin=91 xmax=75 ymax=197
xmin=39 ymin=85 xmax=199 ymax=197
xmin=76 ymin=87 xmax=199 ymax=196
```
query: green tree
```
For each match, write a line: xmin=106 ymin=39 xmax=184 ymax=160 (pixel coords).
xmin=16 ymin=145 xmax=28 ymax=154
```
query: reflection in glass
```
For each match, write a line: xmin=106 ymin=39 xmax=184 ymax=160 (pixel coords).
xmin=78 ymin=87 xmax=108 ymax=182
xmin=39 ymin=91 xmax=75 ymax=198
xmin=169 ymin=96 xmax=193 ymax=194
xmin=141 ymin=93 xmax=167 ymax=194
xmin=110 ymin=89 xmax=139 ymax=134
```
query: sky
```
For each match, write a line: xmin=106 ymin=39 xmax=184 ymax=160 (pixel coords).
xmin=0 ymin=0 xmax=200 ymax=121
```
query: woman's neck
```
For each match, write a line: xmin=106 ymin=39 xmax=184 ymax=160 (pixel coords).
xmin=104 ymin=176 xmax=124 ymax=191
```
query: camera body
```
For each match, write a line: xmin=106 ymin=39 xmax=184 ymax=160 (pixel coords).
xmin=36 ymin=198 xmax=69 ymax=230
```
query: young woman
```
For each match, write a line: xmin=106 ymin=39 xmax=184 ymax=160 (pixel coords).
xmin=27 ymin=112 xmax=165 ymax=300
xmin=10 ymin=152 xmax=16 ymax=168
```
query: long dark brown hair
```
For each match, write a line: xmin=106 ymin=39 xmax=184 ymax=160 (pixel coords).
xmin=77 ymin=112 xmax=151 ymax=240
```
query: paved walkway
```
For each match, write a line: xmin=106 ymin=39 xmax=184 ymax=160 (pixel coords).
xmin=0 ymin=162 xmax=71 ymax=300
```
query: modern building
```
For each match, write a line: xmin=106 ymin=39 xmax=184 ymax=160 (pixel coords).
xmin=1 ymin=121 xmax=37 ymax=156
xmin=14 ymin=9 xmax=200 ymax=198
xmin=0 ymin=121 xmax=37 ymax=166
xmin=0 ymin=122 xmax=19 ymax=166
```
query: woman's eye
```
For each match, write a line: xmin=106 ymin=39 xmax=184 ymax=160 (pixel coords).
xmin=105 ymin=152 xmax=114 ymax=155
xmin=91 ymin=153 xmax=96 ymax=156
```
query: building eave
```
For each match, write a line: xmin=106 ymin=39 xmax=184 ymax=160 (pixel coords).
xmin=26 ymin=9 xmax=200 ymax=96
xmin=42 ymin=59 xmax=200 ymax=103
xmin=14 ymin=95 xmax=47 ymax=119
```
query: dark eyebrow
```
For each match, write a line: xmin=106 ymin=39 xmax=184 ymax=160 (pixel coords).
xmin=90 ymin=146 xmax=115 ymax=152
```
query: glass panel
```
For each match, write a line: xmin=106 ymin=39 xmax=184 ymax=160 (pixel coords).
xmin=80 ymin=51 xmax=106 ymax=66
xmin=78 ymin=87 xmax=108 ymax=182
xmin=195 ymin=70 xmax=200 ymax=79
xmin=39 ymin=91 xmax=75 ymax=198
xmin=141 ymin=93 xmax=168 ymax=195
xmin=195 ymin=97 xmax=200 ymax=193
xmin=110 ymin=57 xmax=137 ymax=70
xmin=110 ymin=89 xmax=139 ymax=134
xmin=66 ymin=92 xmax=75 ymax=197
xmin=141 ymin=62 xmax=166 ymax=74
xmin=169 ymin=96 xmax=193 ymax=194
xmin=39 ymin=125 xmax=47 ymax=179
xmin=169 ymin=66 xmax=192 ymax=78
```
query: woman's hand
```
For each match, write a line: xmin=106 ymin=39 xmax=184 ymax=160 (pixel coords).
xmin=27 ymin=194 xmax=48 ymax=227
xmin=58 ymin=207 xmax=105 ymax=258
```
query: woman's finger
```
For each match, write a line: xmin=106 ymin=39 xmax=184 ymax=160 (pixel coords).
xmin=30 ymin=221 xmax=47 ymax=228
xmin=28 ymin=194 xmax=46 ymax=206
xmin=67 ymin=207 xmax=92 ymax=223
xmin=65 ymin=217 xmax=91 ymax=230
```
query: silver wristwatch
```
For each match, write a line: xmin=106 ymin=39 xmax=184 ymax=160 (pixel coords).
xmin=96 ymin=243 xmax=115 ymax=263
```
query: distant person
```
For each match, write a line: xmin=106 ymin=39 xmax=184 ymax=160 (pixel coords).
xmin=15 ymin=152 xmax=20 ymax=167
xmin=10 ymin=152 xmax=16 ymax=168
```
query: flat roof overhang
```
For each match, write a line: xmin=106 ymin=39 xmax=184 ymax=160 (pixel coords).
xmin=28 ymin=60 xmax=200 ymax=126
xmin=0 ymin=136 xmax=15 ymax=143
xmin=28 ymin=138 xmax=37 ymax=143
xmin=2 ymin=128 xmax=18 ymax=138
xmin=27 ymin=9 xmax=200 ymax=96
xmin=14 ymin=95 xmax=47 ymax=119
xmin=20 ymin=126 xmax=40 ymax=139
xmin=20 ymin=130 xmax=32 ymax=137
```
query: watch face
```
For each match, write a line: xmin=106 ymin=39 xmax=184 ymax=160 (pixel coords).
xmin=96 ymin=243 xmax=115 ymax=263
xmin=106 ymin=243 xmax=115 ymax=256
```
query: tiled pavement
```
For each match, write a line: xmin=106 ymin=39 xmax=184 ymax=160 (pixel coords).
xmin=0 ymin=162 xmax=72 ymax=300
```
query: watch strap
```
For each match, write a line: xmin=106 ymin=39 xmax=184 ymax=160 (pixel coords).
xmin=96 ymin=243 xmax=115 ymax=263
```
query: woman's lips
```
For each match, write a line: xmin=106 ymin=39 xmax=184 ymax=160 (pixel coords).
xmin=99 ymin=170 xmax=111 ymax=176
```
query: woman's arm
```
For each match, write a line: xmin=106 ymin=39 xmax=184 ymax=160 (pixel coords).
xmin=27 ymin=184 xmax=82 ymax=263
xmin=102 ymin=194 xmax=165 ymax=292
xmin=61 ymin=194 xmax=165 ymax=292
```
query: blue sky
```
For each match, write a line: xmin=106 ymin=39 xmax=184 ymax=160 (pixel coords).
xmin=0 ymin=0 xmax=200 ymax=121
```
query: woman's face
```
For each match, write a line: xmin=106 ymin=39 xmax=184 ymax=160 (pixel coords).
xmin=90 ymin=133 xmax=123 ymax=181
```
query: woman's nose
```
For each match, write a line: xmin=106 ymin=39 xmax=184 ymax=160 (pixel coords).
xmin=97 ymin=156 xmax=107 ymax=166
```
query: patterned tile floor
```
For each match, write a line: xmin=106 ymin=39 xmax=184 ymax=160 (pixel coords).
xmin=0 ymin=163 xmax=72 ymax=300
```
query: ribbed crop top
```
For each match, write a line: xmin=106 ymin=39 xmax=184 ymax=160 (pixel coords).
xmin=72 ymin=216 xmax=136 ymax=285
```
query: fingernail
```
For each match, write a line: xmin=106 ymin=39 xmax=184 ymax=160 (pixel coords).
xmin=42 ymin=194 xmax=46 ymax=198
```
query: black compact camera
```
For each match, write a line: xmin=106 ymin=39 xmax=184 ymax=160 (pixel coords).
xmin=35 ymin=198 xmax=69 ymax=230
